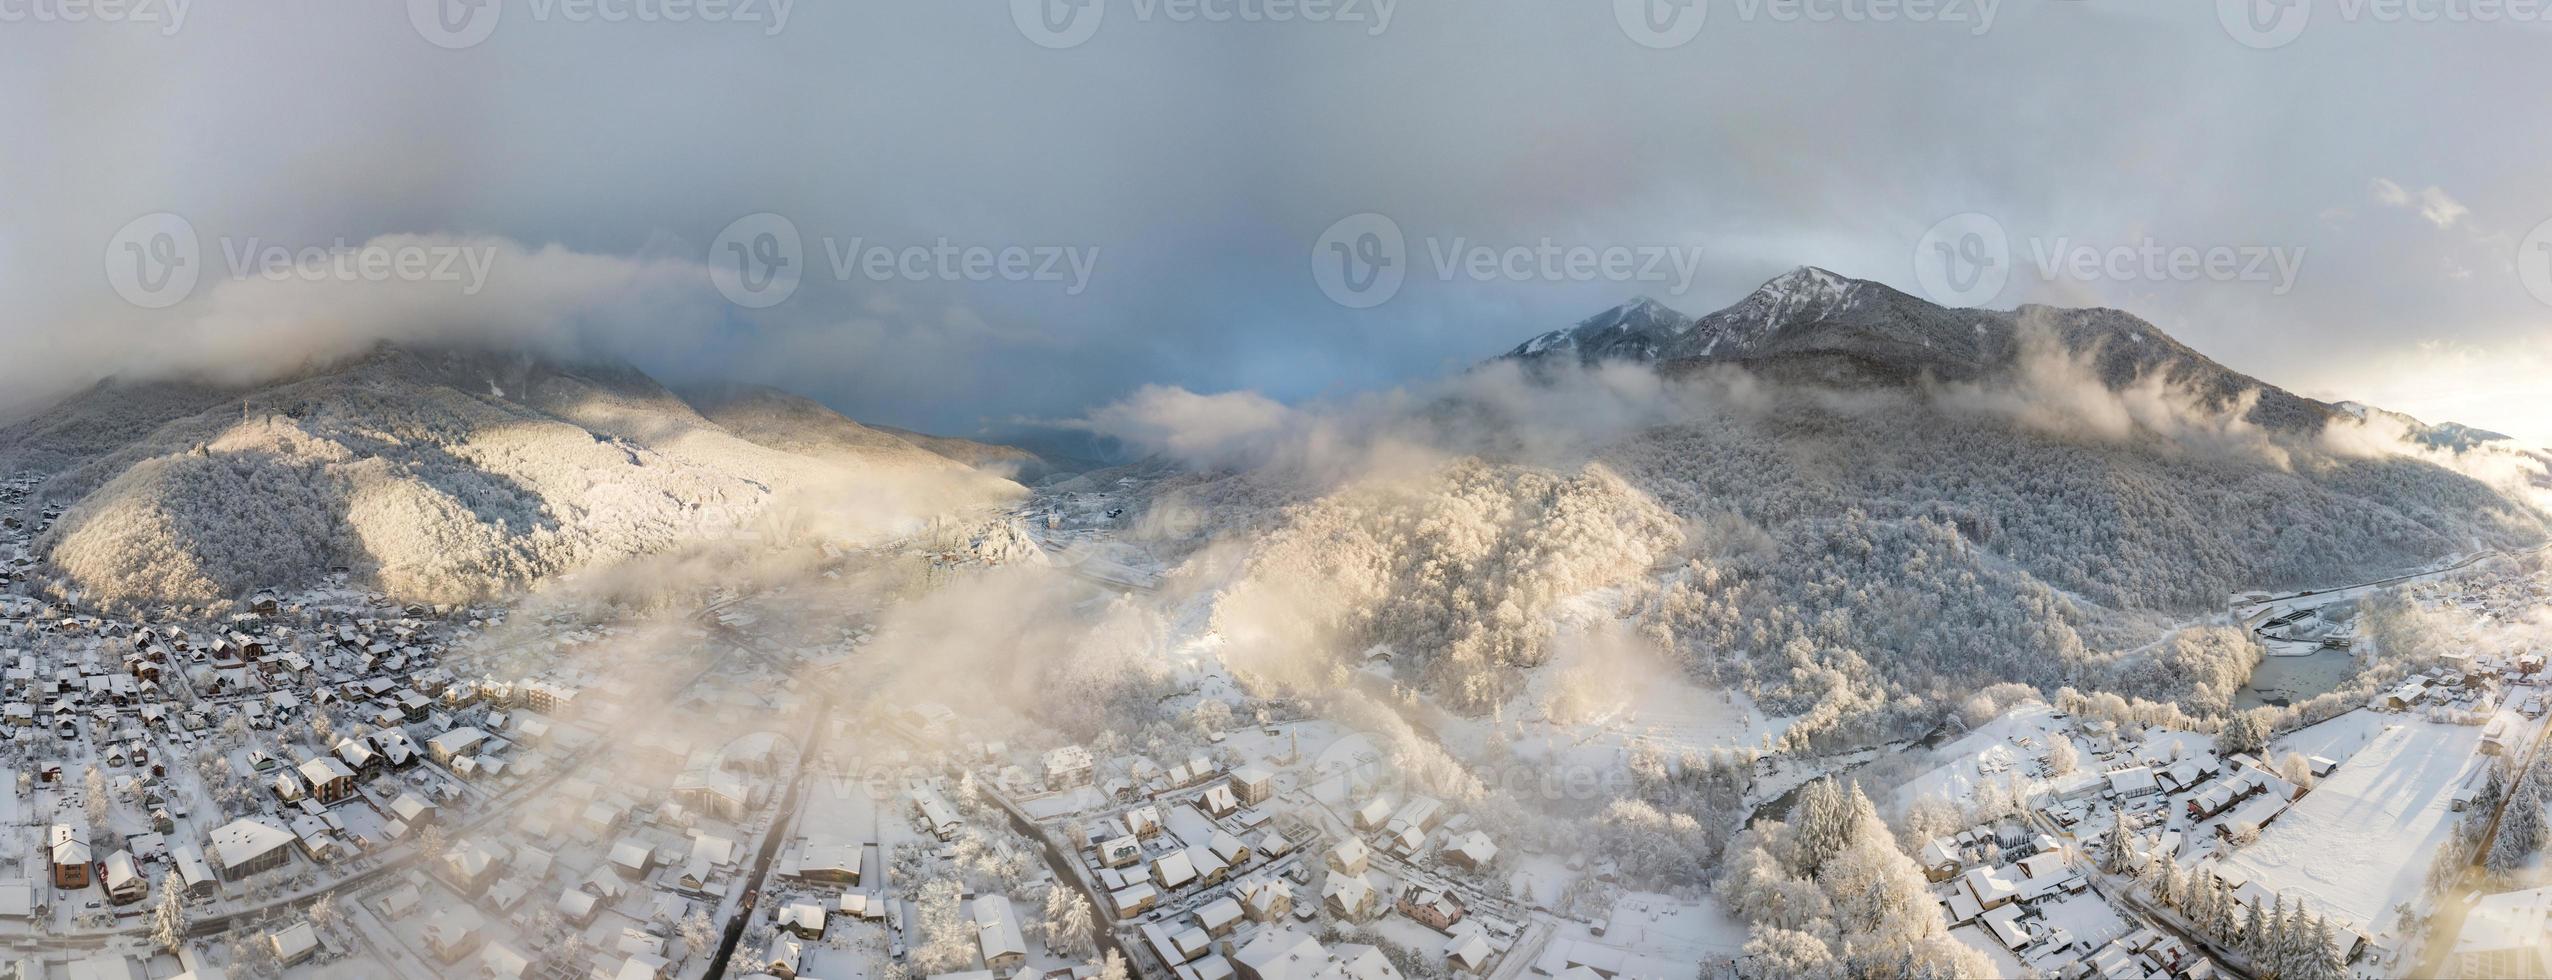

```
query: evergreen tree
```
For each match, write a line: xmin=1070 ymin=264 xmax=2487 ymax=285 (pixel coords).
xmin=2158 ymin=861 xmax=2187 ymax=911
xmin=2101 ymin=810 xmax=2136 ymax=874
xmin=2266 ymin=894 xmax=2291 ymax=975
xmin=2310 ymin=915 xmax=2347 ymax=980
xmin=2241 ymin=898 xmax=2267 ymax=959
xmin=1791 ymin=777 xmax=1851 ymax=875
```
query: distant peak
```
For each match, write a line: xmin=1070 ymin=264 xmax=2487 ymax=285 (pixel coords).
xmin=1581 ymin=295 xmax=1689 ymax=328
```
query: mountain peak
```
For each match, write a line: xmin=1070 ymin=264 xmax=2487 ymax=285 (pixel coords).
xmin=1503 ymin=295 xmax=1693 ymax=363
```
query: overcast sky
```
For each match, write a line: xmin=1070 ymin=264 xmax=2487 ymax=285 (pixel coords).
xmin=4 ymin=1 xmax=2550 ymax=443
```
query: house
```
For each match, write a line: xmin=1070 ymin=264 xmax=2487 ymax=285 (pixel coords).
xmin=390 ymin=792 xmax=438 ymax=828
xmin=1197 ymin=896 xmax=1245 ymax=937
xmin=2105 ymin=766 xmax=2159 ymax=799
xmin=1155 ymin=849 xmax=1199 ymax=890
xmin=427 ymin=726 xmax=488 ymax=765
xmin=297 ymin=756 xmax=357 ymax=804
xmin=102 ymin=850 xmax=147 ymax=905
xmin=1445 ymin=930 xmax=1494 ymax=974
xmin=1239 ymin=876 xmax=1294 ymax=922
xmin=272 ymin=921 xmax=321 ymax=965
xmin=1352 ymin=796 xmax=1394 ymax=831
xmin=1230 ymin=766 xmax=1274 ymax=805
xmin=2448 ymin=884 xmax=2552 ymax=978
xmin=1959 ymin=865 xmax=2019 ymax=911
xmin=1045 ymin=745 xmax=1095 ymax=788
xmin=1234 ymin=929 xmax=1327 ymax=980
xmin=49 ymin=825 xmax=90 ymax=889
xmin=424 ymin=906 xmax=486 ymax=963
xmin=1110 ymin=881 xmax=1159 ymax=919
xmin=1098 ymin=834 xmax=1142 ymax=869
xmin=1396 ymin=886 xmax=1466 ymax=932
xmin=1441 ymin=831 xmax=1497 ymax=872
xmin=1323 ymin=873 xmax=1378 ymax=921
xmin=209 ymin=816 xmax=298 ymax=883
xmin=973 ymin=894 xmax=1028 ymax=975
xmin=1328 ymin=838 xmax=1370 ymax=877
xmin=171 ymin=845 xmax=217 ymax=897
xmin=446 ymin=840 xmax=506 ymax=896
xmin=778 ymin=901 xmax=828 ymax=940
xmin=1201 ymin=784 xmax=1241 ymax=817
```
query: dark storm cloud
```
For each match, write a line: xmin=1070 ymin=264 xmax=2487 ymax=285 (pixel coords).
xmin=3 ymin=0 xmax=2550 ymax=440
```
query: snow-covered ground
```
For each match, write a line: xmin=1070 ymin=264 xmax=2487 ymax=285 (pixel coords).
xmin=2222 ymin=715 xmax=2493 ymax=928
xmin=1890 ymin=702 xmax=2096 ymax=815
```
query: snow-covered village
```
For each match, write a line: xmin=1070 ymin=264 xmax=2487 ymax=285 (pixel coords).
xmin=2 ymin=432 xmax=2550 ymax=980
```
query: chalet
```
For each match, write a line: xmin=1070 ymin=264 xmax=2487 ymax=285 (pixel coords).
xmin=1351 ymin=795 xmax=1394 ymax=831
xmin=1239 ymin=876 xmax=1294 ymax=922
xmin=1323 ymin=873 xmax=1378 ymax=921
xmin=1110 ymin=882 xmax=1159 ymax=919
xmin=1155 ymin=849 xmax=1199 ymax=891
xmin=49 ymin=825 xmax=90 ymax=889
xmin=973 ymin=895 xmax=1028 ymax=975
xmin=1396 ymin=886 xmax=1466 ymax=932
xmin=1045 ymin=744 xmax=1095 ymax=788
xmin=297 ymin=756 xmax=357 ymax=804
xmin=1441 ymin=830 xmax=1498 ymax=872
xmin=1230 ymin=766 xmax=1274 ymax=805
xmin=208 ymin=817 xmax=296 ymax=882
xmin=102 ymin=850 xmax=147 ymax=904
xmin=1329 ymin=838 xmax=1371 ymax=877
xmin=779 ymin=901 xmax=828 ymax=940
xmin=2105 ymin=766 xmax=2159 ymax=799
xmin=427 ymin=727 xmax=488 ymax=765
xmin=1098 ymin=834 xmax=1143 ymax=869
xmin=1202 ymin=783 xmax=1242 ymax=817
xmin=1197 ymin=896 xmax=1245 ymax=937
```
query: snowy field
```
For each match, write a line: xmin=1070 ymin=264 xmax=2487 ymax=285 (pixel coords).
xmin=2222 ymin=715 xmax=2491 ymax=928
xmin=1890 ymin=702 xmax=2094 ymax=814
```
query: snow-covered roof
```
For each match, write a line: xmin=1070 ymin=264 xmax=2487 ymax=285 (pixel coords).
xmin=207 ymin=818 xmax=295 ymax=869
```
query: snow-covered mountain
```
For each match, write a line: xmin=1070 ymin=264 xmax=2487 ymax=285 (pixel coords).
xmin=0 ymin=345 xmax=1031 ymax=608
xmin=1504 ymin=295 xmax=1694 ymax=365
xmin=1509 ymin=266 xmax=2343 ymax=432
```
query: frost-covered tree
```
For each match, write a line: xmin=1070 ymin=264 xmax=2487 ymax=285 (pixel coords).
xmin=913 ymin=879 xmax=975 ymax=974
xmin=1095 ymin=950 xmax=1131 ymax=980
xmin=1737 ymin=925 xmax=1843 ymax=980
xmin=2046 ymin=737 xmax=2078 ymax=775
xmin=149 ymin=872 xmax=186 ymax=953
xmin=679 ymin=909 xmax=718 ymax=960
xmin=1042 ymin=881 xmax=1094 ymax=957
xmin=2100 ymin=811 xmax=2136 ymax=874
xmin=1788 ymin=778 xmax=1852 ymax=875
